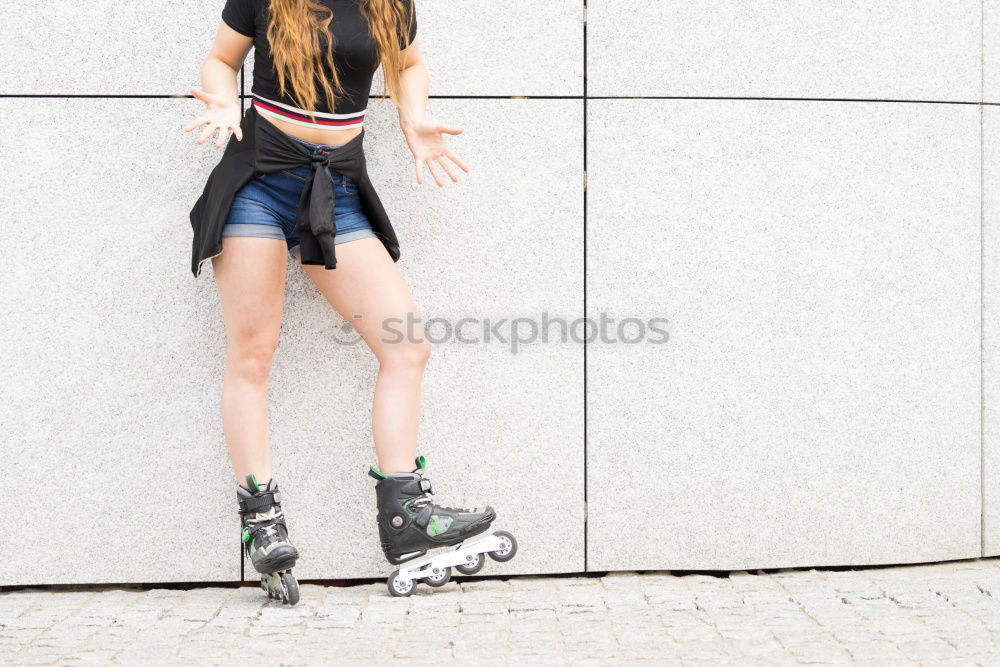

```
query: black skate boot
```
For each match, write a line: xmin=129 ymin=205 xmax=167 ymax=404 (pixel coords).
xmin=237 ymin=474 xmax=300 ymax=605
xmin=368 ymin=456 xmax=517 ymax=597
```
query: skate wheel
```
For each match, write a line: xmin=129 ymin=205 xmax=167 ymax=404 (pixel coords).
xmin=488 ymin=530 xmax=517 ymax=563
xmin=424 ymin=566 xmax=451 ymax=588
xmin=455 ymin=552 xmax=485 ymax=575
xmin=388 ymin=570 xmax=417 ymax=597
xmin=261 ymin=574 xmax=278 ymax=599
xmin=279 ymin=571 xmax=300 ymax=606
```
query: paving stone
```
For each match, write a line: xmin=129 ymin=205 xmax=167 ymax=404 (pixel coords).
xmin=3 ymin=560 xmax=1000 ymax=662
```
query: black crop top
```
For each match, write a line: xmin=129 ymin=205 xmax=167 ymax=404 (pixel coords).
xmin=221 ymin=0 xmax=416 ymax=130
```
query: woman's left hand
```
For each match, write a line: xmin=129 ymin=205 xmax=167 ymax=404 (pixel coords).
xmin=403 ymin=120 xmax=470 ymax=186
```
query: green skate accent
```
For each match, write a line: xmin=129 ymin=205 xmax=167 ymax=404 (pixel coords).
xmin=415 ymin=455 xmax=426 ymax=471
xmin=369 ymin=465 xmax=386 ymax=479
xmin=426 ymin=514 xmax=453 ymax=536
xmin=241 ymin=527 xmax=251 ymax=543
xmin=402 ymin=498 xmax=419 ymax=517
xmin=243 ymin=473 xmax=261 ymax=493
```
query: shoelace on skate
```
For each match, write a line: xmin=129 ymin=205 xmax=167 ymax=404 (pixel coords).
xmin=245 ymin=507 xmax=284 ymax=539
xmin=410 ymin=480 xmax=467 ymax=513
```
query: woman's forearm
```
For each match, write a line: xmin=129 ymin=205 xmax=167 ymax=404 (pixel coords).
xmin=397 ymin=62 xmax=429 ymax=131
xmin=201 ymin=57 xmax=241 ymax=104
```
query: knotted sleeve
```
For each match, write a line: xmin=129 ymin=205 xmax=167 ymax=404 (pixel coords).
xmin=294 ymin=154 xmax=339 ymax=269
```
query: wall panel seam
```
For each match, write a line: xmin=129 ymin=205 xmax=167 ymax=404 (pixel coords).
xmin=582 ymin=0 xmax=589 ymax=573
xmin=980 ymin=0 xmax=987 ymax=558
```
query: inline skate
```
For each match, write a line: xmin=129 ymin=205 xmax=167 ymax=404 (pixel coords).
xmin=237 ymin=474 xmax=300 ymax=605
xmin=369 ymin=456 xmax=518 ymax=597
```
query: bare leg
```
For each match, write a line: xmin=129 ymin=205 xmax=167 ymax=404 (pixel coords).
xmin=302 ymin=237 xmax=431 ymax=474
xmin=212 ymin=237 xmax=288 ymax=485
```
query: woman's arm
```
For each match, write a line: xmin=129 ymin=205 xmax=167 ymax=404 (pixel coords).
xmin=202 ymin=22 xmax=250 ymax=105
xmin=395 ymin=38 xmax=470 ymax=186
xmin=396 ymin=38 xmax=429 ymax=132
xmin=184 ymin=22 xmax=253 ymax=148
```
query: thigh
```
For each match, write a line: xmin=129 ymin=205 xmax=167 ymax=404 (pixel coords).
xmin=301 ymin=238 xmax=421 ymax=355
xmin=212 ymin=237 xmax=289 ymax=345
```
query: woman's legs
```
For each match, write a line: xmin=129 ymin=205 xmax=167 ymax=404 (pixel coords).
xmin=212 ymin=236 xmax=289 ymax=485
xmin=302 ymin=237 xmax=431 ymax=474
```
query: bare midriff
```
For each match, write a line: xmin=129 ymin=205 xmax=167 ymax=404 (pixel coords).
xmin=258 ymin=112 xmax=363 ymax=146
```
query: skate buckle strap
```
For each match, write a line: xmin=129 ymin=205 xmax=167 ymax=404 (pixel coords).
xmin=412 ymin=506 xmax=432 ymax=529
xmin=239 ymin=490 xmax=281 ymax=513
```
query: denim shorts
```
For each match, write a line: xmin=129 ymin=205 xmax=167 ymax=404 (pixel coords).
xmin=221 ymin=135 xmax=375 ymax=256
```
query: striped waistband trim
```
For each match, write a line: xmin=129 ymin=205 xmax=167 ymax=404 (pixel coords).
xmin=251 ymin=94 xmax=365 ymax=129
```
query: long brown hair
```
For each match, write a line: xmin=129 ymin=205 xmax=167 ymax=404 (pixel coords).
xmin=266 ymin=0 xmax=413 ymax=121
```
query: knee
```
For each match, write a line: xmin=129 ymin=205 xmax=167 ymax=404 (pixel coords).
xmin=379 ymin=338 xmax=431 ymax=373
xmin=227 ymin=336 xmax=278 ymax=384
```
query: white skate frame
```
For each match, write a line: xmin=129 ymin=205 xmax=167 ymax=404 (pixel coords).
xmin=395 ymin=533 xmax=505 ymax=584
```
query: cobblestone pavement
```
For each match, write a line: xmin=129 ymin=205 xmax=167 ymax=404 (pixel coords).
xmin=3 ymin=558 xmax=1000 ymax=665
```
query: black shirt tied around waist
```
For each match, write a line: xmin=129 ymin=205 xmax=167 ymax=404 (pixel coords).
xmin=188 ymin=103 xmax=401 ymax=278
xmin=255 ymin=125 xmax=364 ymax=270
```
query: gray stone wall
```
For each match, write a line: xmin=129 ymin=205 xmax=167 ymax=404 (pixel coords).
xmin=0 ymin=1 xmax=994 ymax=585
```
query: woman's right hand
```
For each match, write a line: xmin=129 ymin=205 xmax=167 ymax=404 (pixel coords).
xmin=184 ymin=86 xmax=243 ymax=148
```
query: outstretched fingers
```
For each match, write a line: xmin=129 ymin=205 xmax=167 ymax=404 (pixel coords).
xmin=435 ymin=156 xmax=459 ymax=183
xmin=183 ymin=113 xmax=210 ymax=133
xmin=195 ymin=124 xmax=217 ymax=146
xmin=197 ymin=124 xmax=229 ymax=147
xmin=425 ymin=159 xmax=444 ymax=187
xmin=443 ymin=148 xmax=470 ymax=173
